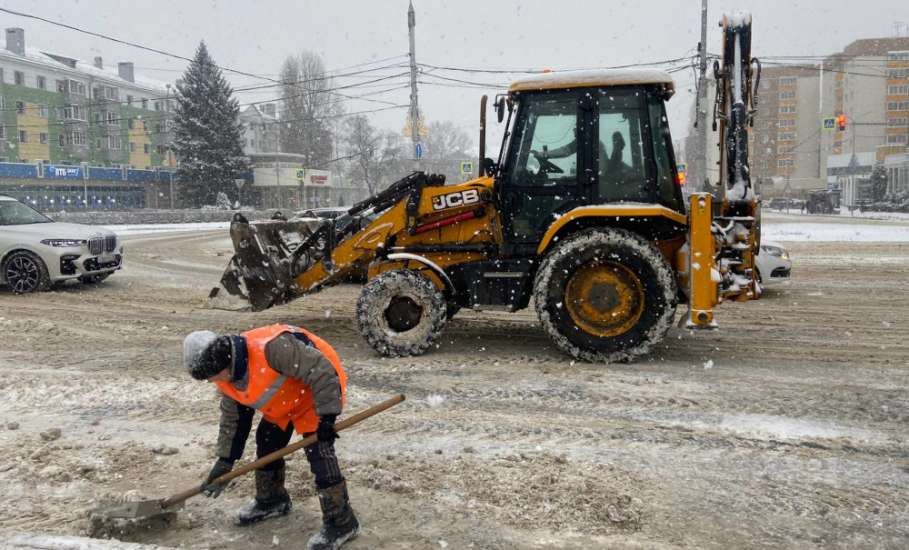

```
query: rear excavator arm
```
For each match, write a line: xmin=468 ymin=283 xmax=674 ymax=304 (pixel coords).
xmin=687 ymin=12 xmax=762 ymax=327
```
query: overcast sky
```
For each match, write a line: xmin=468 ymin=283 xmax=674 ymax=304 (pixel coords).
xmin=3 ymin=0 xmax=906 ymax=156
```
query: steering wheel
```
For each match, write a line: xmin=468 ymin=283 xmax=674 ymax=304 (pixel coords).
xmin=531 ymin=150 xmax=564 ymax=174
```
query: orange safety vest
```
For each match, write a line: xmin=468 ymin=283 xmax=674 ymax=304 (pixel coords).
xmin=215 ymin=324 xmax=347 ymax=434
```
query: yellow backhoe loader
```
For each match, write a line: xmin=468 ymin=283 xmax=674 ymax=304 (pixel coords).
xmin=209 ymin=14 xmax=762 ymax=362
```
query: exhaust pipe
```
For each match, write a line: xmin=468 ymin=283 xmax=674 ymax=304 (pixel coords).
xmin=478 ymin=95 xmax=487 ymax=176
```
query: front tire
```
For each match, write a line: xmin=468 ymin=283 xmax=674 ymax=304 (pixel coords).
xmin=356 ymin=270 xmax=447 ymax=357
xmin=3 ymin=251 xmax=50 ymax=294
xmin=534 ymin=228 xmax=677 ymax=363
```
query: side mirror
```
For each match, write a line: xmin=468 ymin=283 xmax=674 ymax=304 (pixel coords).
xmin=496 ymin=98 xmax=505 ymax=123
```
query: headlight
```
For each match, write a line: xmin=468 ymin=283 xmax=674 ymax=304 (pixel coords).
xmin=41 ymin=238 xmax=86 ymax=247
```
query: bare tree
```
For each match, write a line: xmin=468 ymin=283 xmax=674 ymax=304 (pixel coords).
xmin=423 ymin=121 xmax=473 ymax=177
xmin=280 ymin=51 xmax=339 ymax=166
xmin=343 ymin=115 xmax=381 ymax=195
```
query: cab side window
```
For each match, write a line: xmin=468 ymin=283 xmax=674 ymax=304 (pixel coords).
xmin=596 ymin=92 xmax=650 ymax=203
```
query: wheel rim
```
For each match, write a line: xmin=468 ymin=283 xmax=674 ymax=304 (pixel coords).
xmin=6 ymin=255 xmax=40 ymax=293
xmin=564 ymin=261 xmax=645 ymax=338
xmin=384 ymin=295 xmax=423 ymax=332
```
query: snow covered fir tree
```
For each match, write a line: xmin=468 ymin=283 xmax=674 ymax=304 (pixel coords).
xmin=173 ymin=42 xmax=249 ymax=208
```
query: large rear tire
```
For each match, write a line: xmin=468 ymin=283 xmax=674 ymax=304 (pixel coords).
xmin=3 ymin=251 xmax=50 ymax=294
xmin=356 ymin=270 xmax=447 ymax=357
xmin=534 ymin=228 xmax=677 ymax=363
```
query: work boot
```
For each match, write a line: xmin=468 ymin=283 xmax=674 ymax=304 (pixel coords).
xmin=307 ymin=480 xmax=360 ymax=550
xmin=236 ymin=466 xmax=292 ymax=526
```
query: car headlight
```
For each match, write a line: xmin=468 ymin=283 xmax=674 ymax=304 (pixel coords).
xmin=41 ymin=238 xmax=86 ymax=247
xmin=760 ymin=245 xmax=789 ymax=260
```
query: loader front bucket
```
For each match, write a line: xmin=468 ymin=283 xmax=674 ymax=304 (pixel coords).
xmin=207 ymin=213 xmax=325 ymax=312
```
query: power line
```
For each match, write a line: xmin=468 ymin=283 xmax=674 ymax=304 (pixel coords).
xmin=416 ymin=56 xmax=693 ymax=74
xmin=0 ymin=6 xmax=277 ymax=84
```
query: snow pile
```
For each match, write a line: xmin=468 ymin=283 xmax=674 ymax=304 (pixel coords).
xmin=100 ymin=222 xmax=229 ymax=236
xmin=762 ymin=222 xmax=909 ymax=242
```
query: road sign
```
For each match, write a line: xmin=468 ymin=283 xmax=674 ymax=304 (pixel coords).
xmin=415 ymin=142 xmax=423 ymax=160
xmin=296 ymin=169 xmax=306 ymax=181
xmin=822 ymin=117 xmax=836 ymax=131
xmin=459 ymin=160 xmax=474 ymax=175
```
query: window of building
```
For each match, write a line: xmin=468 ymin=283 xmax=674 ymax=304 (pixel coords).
xmin=777 ymin=119 xmax=796 ymax=128
xmin=779 ymin=77 xmax=797 ymax=86
xmin=56 ymin=80 xmax=66 ymax=93
xmin=154 ymin=101 xmax=162 ymax=112
xmin=142 ymin=120 xmax=148 ymax=131
xmin=36 ymin=76 xmax=46 ymax=90
xmin=0 ymin=126 xmax=5 ymax=139
xmin=14 ymin=71 xmax=24 ymax=86
xmin=777 ymin=158 xmax=794 ymax=168
xmin=779 ymin=105 xmax=797 ymax=114
xmin=126 ymin=95 xmax=133 ymax=105
xmin=15 ymin=101 xmax=25 ymax=114
xmin=19 ymin=130 xmax=27 ymax=143
xmin=38 ymin=105 xmax=48 ymax=118
xmin=889 ymin=85 xmax=909 ymax=95
xmin=67 ymin=80 xmax=86 ymax=96
xmin=0 ymin=69 xmax=4 ymax=83
xmin=155 ymin=123 xmax=162 ymax=133
xmin=93 ymin=112 xmax=102 ymax=123
xmin=889 ymin=69 xmax=909 ymax=79
xmin=39 ymin=133 xmax=48 ymax=144
xmin=0 ymin=96 xmax=4 ymax=109
xmin=105 ymin=87 xmax=119 ymax=100
xmin=64 ymin=105 xmax=85 ymax=120
xmin=69 ymin=131 xmax=86 ymax=146
xmin=888 ymin=52 xmax=909 ymax=61
xmin=128 ymin=142 xmax=135 ymax=152
xmin=107 ymin=111 xmax=117 ymax=125
xmin=887 ymin=134 xmax=908 ymax=144
xmin=141 ymin=98 xmax=148 ymax=110
xmin=778 ymin=132 xmax=796 ymax=140
xmin=888 ymin=117 xmax=908 ymax=127
xmin=143 ymin=143 xmax=150 ymax=154
xmin=59 ymin=134 xmax=65 ymax=146
xmin=128 ymin=118 xmax=135 ymax=130
xmin=108 ymin=135 xmax=122 ymax=150
xmin=779 ymin=91 xmax=796 ymax=100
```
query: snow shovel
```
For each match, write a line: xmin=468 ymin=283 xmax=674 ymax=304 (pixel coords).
xmin=93 ymin=394 xmax=405 ymax=521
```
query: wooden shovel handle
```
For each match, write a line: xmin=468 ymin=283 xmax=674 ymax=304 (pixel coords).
xmin=161 ymin=393 xmax=405 ymax=508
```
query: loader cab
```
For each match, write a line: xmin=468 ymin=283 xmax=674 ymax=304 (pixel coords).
xmin=495 ymin=71 xmax=685 ymax=255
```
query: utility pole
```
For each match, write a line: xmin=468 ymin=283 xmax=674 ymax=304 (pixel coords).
xmin=408 ymin=1 xmax=421 ymax=170
xmin=693 ymin=0 xmax=710 ymax=192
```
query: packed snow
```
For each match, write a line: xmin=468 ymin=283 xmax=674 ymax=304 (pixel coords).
xmin=762 ymin=222 xmax=909 ymax=242
xmin=98 ymin=222 xmax=230 ymax=235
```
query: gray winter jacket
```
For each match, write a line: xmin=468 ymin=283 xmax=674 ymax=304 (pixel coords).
xmin=215 ymin=332 xmax=341 ymax=460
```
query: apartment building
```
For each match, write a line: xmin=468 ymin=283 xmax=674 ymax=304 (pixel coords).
xmin=750 ymin=65 xmax=821 ymax=194
xmin=820 ymin=38 xmax=909 ymax=169
xmin=0 ymin=27 xmax=176 ymax=169
xmin=239 ymin=103 xmax=280 ymax=155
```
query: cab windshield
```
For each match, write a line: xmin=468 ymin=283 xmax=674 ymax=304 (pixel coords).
xmin=0 ymin=200 xmax=53 ymax=225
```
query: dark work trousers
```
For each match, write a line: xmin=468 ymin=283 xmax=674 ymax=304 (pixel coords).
xmin=256 ymin=418 xmax=344 ymax=490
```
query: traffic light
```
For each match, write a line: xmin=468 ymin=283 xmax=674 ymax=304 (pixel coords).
xmin=836 ymin=114 xmax=847 ymax=131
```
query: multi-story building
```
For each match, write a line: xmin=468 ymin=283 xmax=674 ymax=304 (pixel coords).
xmin=239 ymin=104 xmax=279 ymax=155
xmin=749 ymin=65 xmax=821 ymax=195
xmin=820 ymin=38 xmax=909 ymax=168
xmin=0 ymin=27 xmax=176 ymax=169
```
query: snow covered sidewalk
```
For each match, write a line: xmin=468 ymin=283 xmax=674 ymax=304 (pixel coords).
xmin=762 ymin=222 xmax=909 ymax=242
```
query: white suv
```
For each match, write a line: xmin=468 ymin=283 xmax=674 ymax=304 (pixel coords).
xmin=0 ymin=195 xmax=123 ymax=293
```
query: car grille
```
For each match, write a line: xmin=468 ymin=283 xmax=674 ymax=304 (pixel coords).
xmin=88 ymin=235 xmax=117 ymax=255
